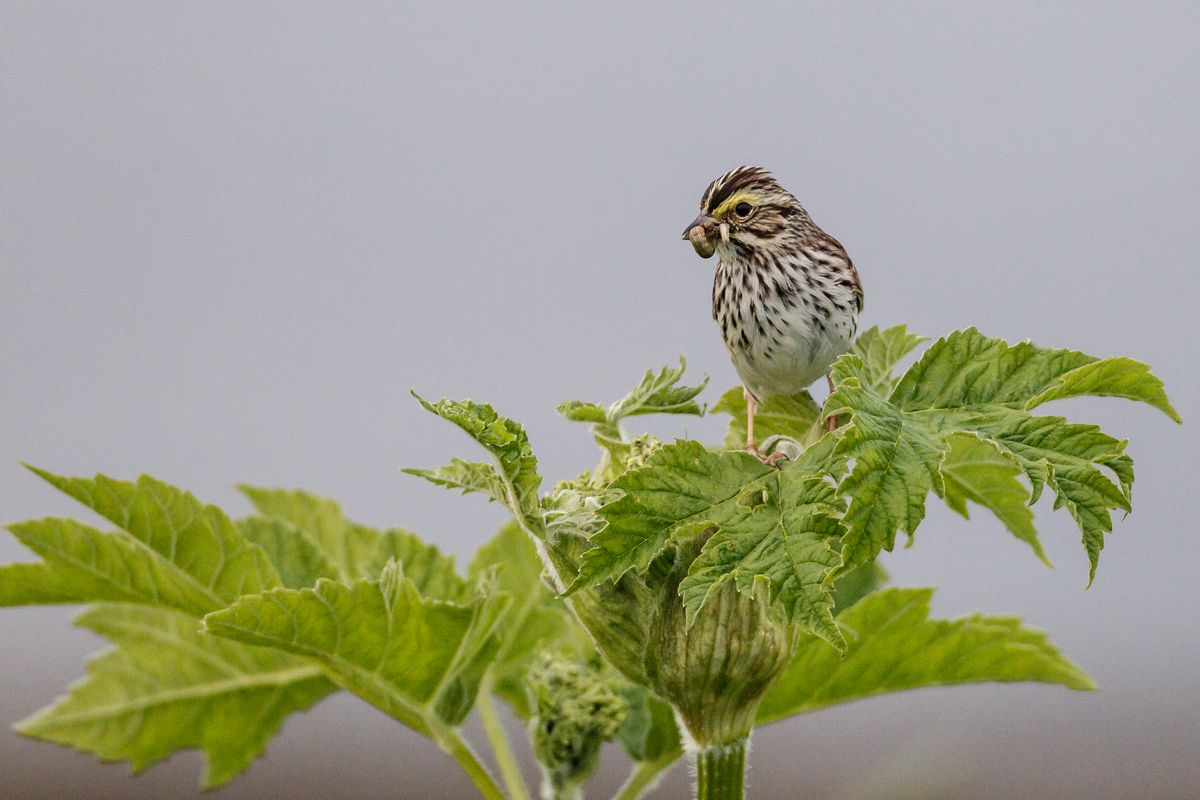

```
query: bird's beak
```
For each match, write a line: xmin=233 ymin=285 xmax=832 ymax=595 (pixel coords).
xmin=683 ymin=214 xmax=719 ymax=259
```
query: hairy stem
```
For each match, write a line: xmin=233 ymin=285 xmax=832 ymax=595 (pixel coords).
xmin=611 ymin=753 xmax=680 ymax=800
xmin=541 ymin=783 xmax=583 ymax=800
xmin=694 ymin=739 xmax=747 ymax=800
xmin=436 ymin=727 xmax=507 ymax=800
xmin=477 ymin=683 xmax=533 ymax=800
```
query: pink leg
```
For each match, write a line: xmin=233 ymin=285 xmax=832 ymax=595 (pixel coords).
xmin=825 ymin=374 xmax=839 ymax=432
xmin=746 ymin=389 xmax=786 ymax=466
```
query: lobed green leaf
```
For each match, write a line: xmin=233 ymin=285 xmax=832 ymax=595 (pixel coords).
xmin=828 ymin=329 xmax=1177 ymax=580
xmin=204 ymin=561 xmax=510 ymax=733
xmin=827 ymin=356 xmax=948 ymax=570
xmin=757 ymin=588 xmax=1094 ymax=725
xmin=849 ymin=324 xmax=927 ymax=395
xmin=17 ymin=603 xmax=333 ymax=788
xmin=4 ymin=517 xmax=243 ymax=615
xmin=237 ymin=486 xmax=384 ymax=582
xmin=468 ymin=522 xmax=584 ymax=717
xmin=571 ymin=439 xmax=845 ymax=648
xmin=237 ymin=516 xmax=337 ymax=589
xmin=25 ymin=467 xmax=280 ymax=603
xmin=940 ymin=434 xmax=1047 ymax=564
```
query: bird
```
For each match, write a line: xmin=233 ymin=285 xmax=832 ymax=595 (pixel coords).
xmin=683 ymin=166 xmax=862 ymax=464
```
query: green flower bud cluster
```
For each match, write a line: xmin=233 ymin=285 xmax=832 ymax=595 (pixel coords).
xmin=621 ymin=434 xmax=663 ymax=472
xmin=527 ymin=652 xmax=628 ymax=799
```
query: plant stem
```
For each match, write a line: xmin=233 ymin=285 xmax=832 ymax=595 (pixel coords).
xmin=477 ymin=683 xmax=533 ymax=800
xmin=437 ymin=727 xmax=508 ymax=800
xmin=611 ymin=753 xmax=680 ymax=800
xmin=694 ymin=739 xmax=747 ymax=800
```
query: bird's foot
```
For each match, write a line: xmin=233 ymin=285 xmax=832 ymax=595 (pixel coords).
xmin=747 ymin=444 xmax=788 ymax=467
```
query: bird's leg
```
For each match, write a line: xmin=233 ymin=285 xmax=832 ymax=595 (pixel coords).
xmin=745 ymin=390 xmax=787 ymax=466
xmin=825 ymin=374 xmax=840 ymax=432
xmin=745 ymin=390 xmax=757 ymax=450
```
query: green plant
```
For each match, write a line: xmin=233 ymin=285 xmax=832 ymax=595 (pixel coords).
xmin=1 ymin=325 xmax=1178 ymax=799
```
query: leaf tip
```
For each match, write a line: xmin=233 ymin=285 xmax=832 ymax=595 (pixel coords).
xmin=20 ymin=462 xmax=56 ymax=484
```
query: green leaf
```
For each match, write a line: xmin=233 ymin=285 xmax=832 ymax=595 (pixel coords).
xmin=468 ymin=522 xmax=581 ymax=717
xmin=756 ymin=588 xmax=1094 ymax=725
xmin=413 ymin=395 xmax=544 ymax=534
xmin=829 ymin=561 xmax=888 ymax=612
xmin=557 ymin=400 xmax=609 ymax=424
xmin=204 ymin=561 xmax=511 ymax=733
xmin=0 ymin=562 xmax=86 ymax=605
xmin=402 ymin=458 xmax=507 ymax=505
xmin=369 ymin=529 xmax=471 ymax=602
xmin=571 ymin=441 xmax=774 ymax=589
xmin=17 ymin=603 xmax=333 ymax=788
xmin=4 ymin=517 xmax=242 ymax=615
xmin=827 ymin=357 xmax=948 ymax=569
xmin=603 ymin=358 xmax=709 ymax=421
xmin=890 ymin=327 xmax=1172 ymax=417
xmin=237 ymin=486 xmax=383 ymax=582
xmin=572 ymin=440 xmax=845 ymax=648
xmin=850 ymin=324 xmax=927 ymax=395
xmin=237 ymin=487 xmax=464 ymax=597
xmin=558 ymin=358 xmax=707 ymax=426
xmin=25 ymin=467 xmax=280 ymax=603
xmin=940 ymin=434 xmax=1048 ymax=565
xmin=708 ymin=327 xmax=923 ymax=449
xmin=1025 ymin=357 xmax=1180 ymax=422
xmin=237 ymin=517 xmax=337 ymax=589
xmin=678 ymin=471 xmax=844 ymax=648
xmin=710 ymin=386 xmax=822 ymax=449
xmin=617 ymin=686 xmax=682 ymax=764
xmin=828 ymin=329 xmax=1176 ymax=580
xmin=557 ymin=359 xmax=708 ymax=480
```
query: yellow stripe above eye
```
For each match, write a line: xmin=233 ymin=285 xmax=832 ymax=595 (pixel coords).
xmin=712 ymin=193 xmax=757 ymax=217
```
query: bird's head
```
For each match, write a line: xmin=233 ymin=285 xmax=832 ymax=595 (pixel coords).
xmin=682 ymin=166 xmax=809 ymax=259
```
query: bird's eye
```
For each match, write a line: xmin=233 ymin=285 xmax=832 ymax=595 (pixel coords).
xmin=733 ymin=202 xmax=754 ymax=218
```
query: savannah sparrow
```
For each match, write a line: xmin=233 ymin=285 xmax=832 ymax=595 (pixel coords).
xmin=683 ymin=166 xmax=862 ymax=464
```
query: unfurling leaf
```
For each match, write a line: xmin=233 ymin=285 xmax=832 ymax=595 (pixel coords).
xmin=403 ymin=458 xmax=507 ymax=504
xmin=412 ymin=395 xmax=545 ymax=534
xmin=560 ymin=358 xmax=708 ymax=426
xmin=758 ymin=588 xmax=1094 ymax=724
xmin=558 ymin=358 xmax=708 ymax=479
xmin=827 ymin=358 xmax=947 ymax=570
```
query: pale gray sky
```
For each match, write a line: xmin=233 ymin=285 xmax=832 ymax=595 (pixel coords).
xmin=2 ymin=2 xmax=1198 ymax=798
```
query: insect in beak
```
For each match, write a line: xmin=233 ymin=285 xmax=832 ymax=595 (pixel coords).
xmin=683 ymin=214 xmax=720 ymax=259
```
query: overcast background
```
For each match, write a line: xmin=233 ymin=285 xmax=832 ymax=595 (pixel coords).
xmin=2 ymin=2 xmax=1198 ymax=798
